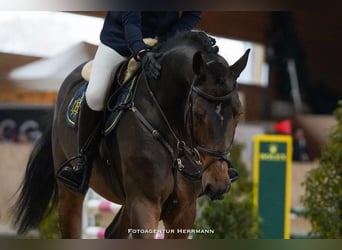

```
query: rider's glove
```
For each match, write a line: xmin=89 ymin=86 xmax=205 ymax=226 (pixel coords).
xmin=136 ymin=49 xmax=162 ymax=80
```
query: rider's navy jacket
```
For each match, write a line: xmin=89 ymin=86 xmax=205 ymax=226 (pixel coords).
xmin=100 ymin=11 xmax=202 ymax=57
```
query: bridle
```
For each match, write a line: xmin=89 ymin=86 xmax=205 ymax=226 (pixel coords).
xmin=182 ymin=72 xmax=238 ymax=180
xmin=130 ymin=61 xmax=238 ymax=181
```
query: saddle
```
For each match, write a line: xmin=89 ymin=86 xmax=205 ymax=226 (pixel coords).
xmin=82 ymin=37 xmax=158 ymax=84
xmin=66 ymin=59 xmax=140 ymax=135
xmin=67 ymin=38 xmax=158 ymax=135
xmin=81 ymin=56 xmax=140 ymax=85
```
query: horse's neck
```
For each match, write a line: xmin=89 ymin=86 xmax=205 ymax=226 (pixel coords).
xmin=135 ymin=60 xmax=192 ymax=143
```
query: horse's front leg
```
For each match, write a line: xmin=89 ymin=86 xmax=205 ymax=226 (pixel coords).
xmin=127 ymin=198 xmax=161 ymax=239
xmin=105 ymin=206 xmax=130 ymax=238
xmin=162 ymin=201 xmax=197 ymax=239
xmin=58 ymin=184 xmax=86 ymax=238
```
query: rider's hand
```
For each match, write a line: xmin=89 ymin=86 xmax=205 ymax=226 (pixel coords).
xmin=209 ymin=36 xmax=216 ymax=46
xmin=137 ymin=50 xmax=162 ymax=80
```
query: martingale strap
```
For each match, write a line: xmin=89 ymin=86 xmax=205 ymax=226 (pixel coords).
xmin=131 ymin=106 xmax=176 ymax=162
xmin=132 ymin=106 xmax=209 ymax=181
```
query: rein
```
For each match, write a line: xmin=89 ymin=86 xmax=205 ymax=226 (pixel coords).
xmin=130 ymin=65 xmax=237 ymax=181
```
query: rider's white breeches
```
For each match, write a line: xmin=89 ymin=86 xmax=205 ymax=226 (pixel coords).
xmin=85 ymin=42 xmax=125 ymax=111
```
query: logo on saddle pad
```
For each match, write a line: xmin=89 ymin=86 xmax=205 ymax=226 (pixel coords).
xmin=66 ymin=76 xmax=138 ymax=135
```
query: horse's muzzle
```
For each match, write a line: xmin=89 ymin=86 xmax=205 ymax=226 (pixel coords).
xmin=204 ymin=183 xmax=230 ymax=200
xmin=201 ymin=158 xmax=233 ymax=200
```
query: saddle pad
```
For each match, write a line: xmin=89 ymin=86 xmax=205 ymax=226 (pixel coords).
xmin=103 ymin=75 xmax=138 ymax=135
xmin=66 ymin=76 xmax=138 ymax=135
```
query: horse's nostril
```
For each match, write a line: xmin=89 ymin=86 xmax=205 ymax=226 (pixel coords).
xmin=228 ymin=168 xmax=239 ymax=183
xmin=204 ymin=184 xmax=213 ymax=194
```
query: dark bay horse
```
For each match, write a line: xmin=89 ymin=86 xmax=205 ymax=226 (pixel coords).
xmin=13 ymin=31 xmax=249 ymax=239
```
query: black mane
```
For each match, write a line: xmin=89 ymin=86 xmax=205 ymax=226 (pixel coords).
xmin=154 ymin=31 xmax=219 ymax=55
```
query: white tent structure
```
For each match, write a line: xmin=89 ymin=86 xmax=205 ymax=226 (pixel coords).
xmin=7 ymin=42 xmax=97 ymax=92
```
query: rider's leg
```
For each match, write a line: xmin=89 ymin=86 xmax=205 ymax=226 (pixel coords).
xmin=57 ymin=42 xmax=125 ymax=193
xmin=85 ymin=43 xmax=125 ymax=112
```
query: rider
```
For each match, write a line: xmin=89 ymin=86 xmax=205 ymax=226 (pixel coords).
xmin=57 ymin=11 xmax=202 ymax=193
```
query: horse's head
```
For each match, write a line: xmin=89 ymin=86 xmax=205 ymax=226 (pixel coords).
xmin=149 ymin=32 xmax=249 ymax=200
xmin=187 ymin=45 xmax=249 ymax=200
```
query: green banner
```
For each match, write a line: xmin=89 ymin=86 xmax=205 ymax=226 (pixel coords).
xmin=253 ymin=135 xmax=292 ymax=239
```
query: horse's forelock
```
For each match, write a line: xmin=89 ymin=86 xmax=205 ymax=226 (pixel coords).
xmin=201 ymin=54 xmax=230 ymax=80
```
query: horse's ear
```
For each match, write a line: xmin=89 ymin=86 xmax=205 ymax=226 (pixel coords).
xmin=230 ymin=49 xmax=250 ymax=78
xmin=193 ymin=51 xmax=204 ymax=75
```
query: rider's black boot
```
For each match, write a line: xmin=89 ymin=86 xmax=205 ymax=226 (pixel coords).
xmin=57 ymin=99 xmax=102 ymax=194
